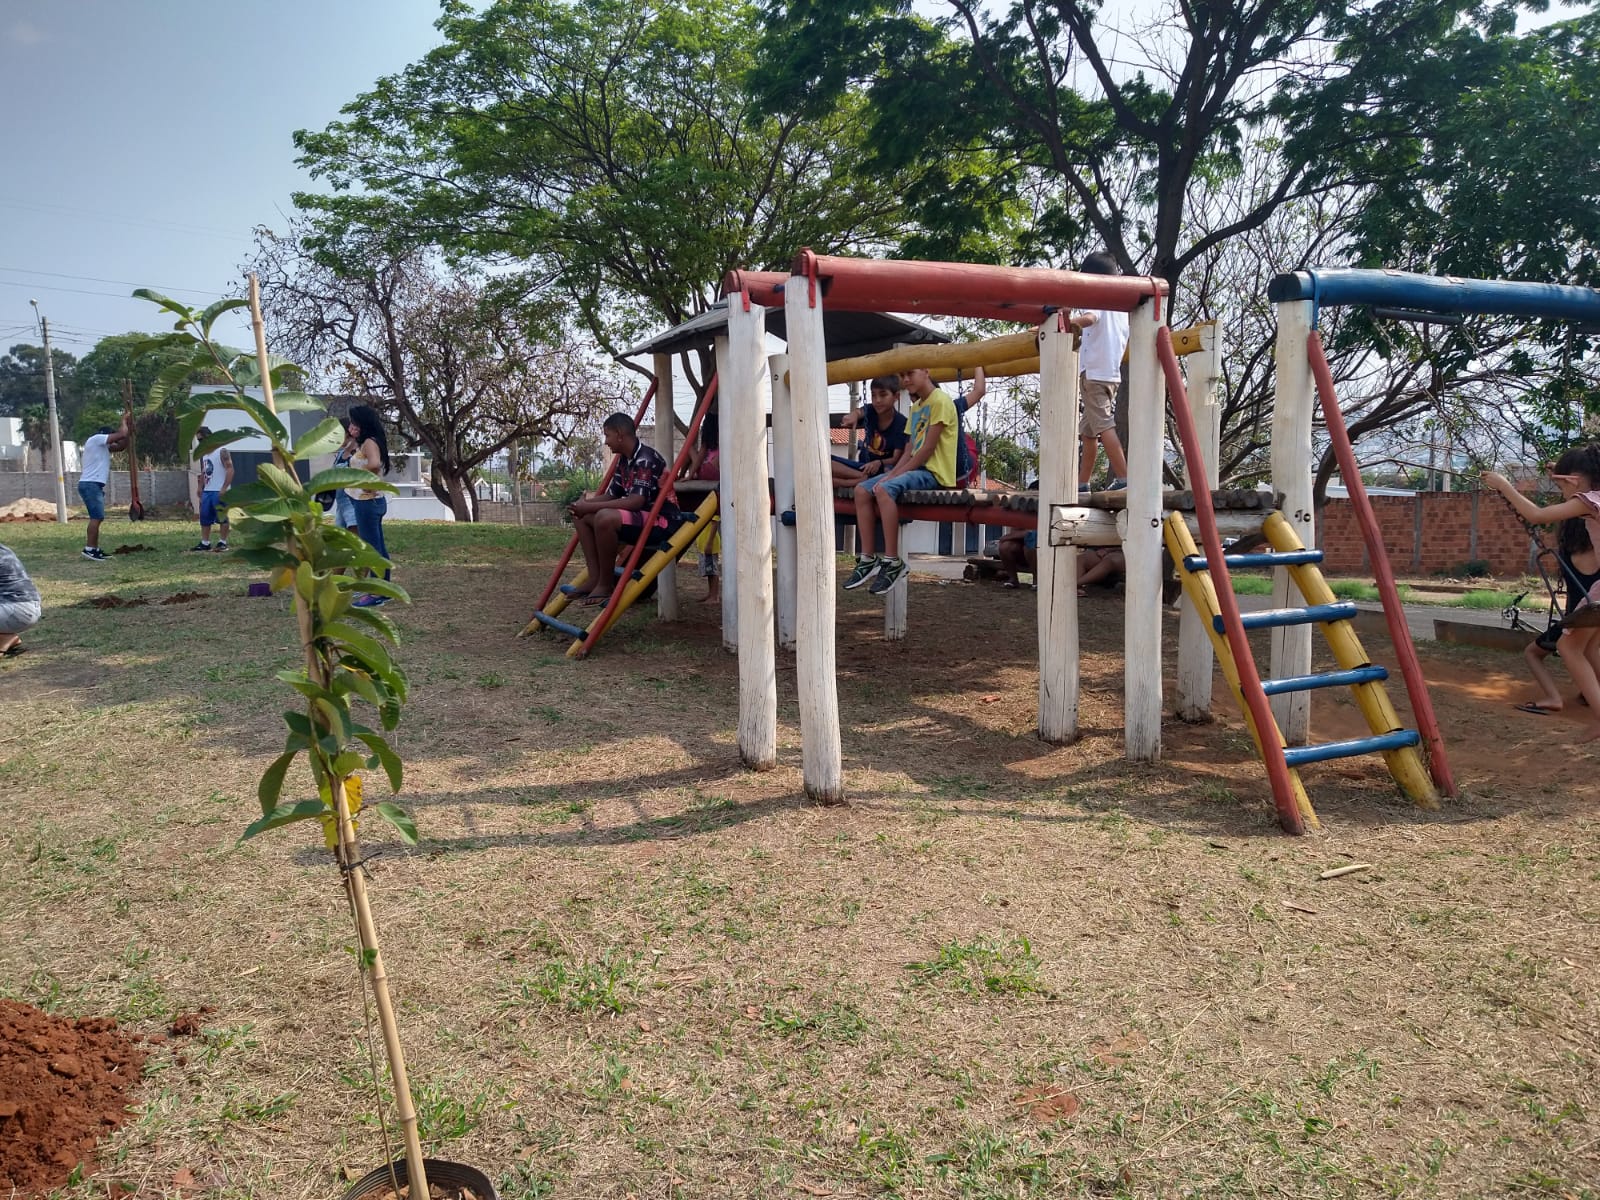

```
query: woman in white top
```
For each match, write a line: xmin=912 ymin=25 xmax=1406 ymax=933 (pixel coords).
xmin=344 ymin=404 xmax=393 ymax=608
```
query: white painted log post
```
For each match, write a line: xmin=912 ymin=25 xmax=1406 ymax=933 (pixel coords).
xmin=1124 ymin=298 xmax=1165 ymax=761
xmin=1036 ymin=317 xmax=1079 ymax=743
xmin=652 ymin=352 xmax=679 ymax=621
xmin=713 ymin=336 xmax=738 ymax=651
xmin=883 ymin=363 xmax=911 ymax=641
xmin=770 ymin=353 xmax=798 ymax=651
xmin=725 ymin=298 xmax=777 ymax=770
xmin=784 ymin=282 xmax=845 ymax=802
xmin=1271 ymin=300 xmax=1316 ymax=744
xmin=1176 ymin=321 xmax=1222 ymax=721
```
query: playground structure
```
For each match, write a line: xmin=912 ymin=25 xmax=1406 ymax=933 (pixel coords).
xmin=524 ymin=257 xmax=1600 ymax=832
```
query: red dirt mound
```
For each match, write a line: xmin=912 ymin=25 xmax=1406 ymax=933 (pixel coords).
xmin=85 ymin=596 xmax=149 ymax=609
xmin=160 ymin=592 xmax=210 ymax=605
xmin=111 ymin=544 xmax=156 ymax=555
xmin=0 ymin=1001 xmax=147 ymax=1196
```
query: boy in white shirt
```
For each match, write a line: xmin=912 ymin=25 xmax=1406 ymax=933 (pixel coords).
xmin=1072 ymin=251 xmax=1130 ymax=492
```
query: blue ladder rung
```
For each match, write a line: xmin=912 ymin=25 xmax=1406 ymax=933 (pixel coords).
xmin=1260 ymin=665 xmax=1389 ymax=696
xmin=558 ymin=583 xmax=583 ymax=597
xmin=1183 ymin=549 xmax=1324 ymax=571
xmin=780 ymin=509 xmax=797 ymax=526
xmin=532 ymin=611 xmax=587 ymax=640
xmin=1218 ymin=601 xmax=1358 ymax=633
xmin=1282 ymin=729 xmax=1419 ymax=768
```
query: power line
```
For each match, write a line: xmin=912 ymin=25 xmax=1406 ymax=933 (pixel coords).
xmin=0 ymin=265 xmax=221 ymax=298
xmin=0 ymin=195 xmax=253 ymax=242
xmin=0 ymin=279 xmax=149 ymax=300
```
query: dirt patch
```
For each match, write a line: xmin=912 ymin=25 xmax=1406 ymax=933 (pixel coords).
xmin=160 ymin=592 xmax=210 ymax=605
xmin=111 ymin=544 xmax=156 ymax=555
xmin=0 ymin=499 xmax=62 ymax=522
xmin=1013 ymin=1083 xmax=1081 ymax=1125
xmin=0 ymin=1001 xmax=147 ymax=1196
xmin=168 ymin=1007 xmax=216 ymax=1037
xmin=83 ymin=595 xmax=149 ymax=609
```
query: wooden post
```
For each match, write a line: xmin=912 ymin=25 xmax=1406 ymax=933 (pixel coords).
xmin=1176 ymin=321 xmax=1222 ymax=721
xmin=713 ymin=336 xmax=738 ymax=651
xmin=1036 ymin=318 xmax=1078 ymax=742
xmin=652 ymin=353 xmax=678 ymax=621
xmin=770 ymin=353 xmax=798 ymax=651
xmin=725 ymin=297 xmax=777 ymax=770
xmin=1124 ymin=298 xmax=1165 ymax=761
xmin=1271 ymin=300 xmax=1316 ymax=743
xmin=784 ymin=281 xmax=845 ymax=802
xmin=883 ymin=359 xmax=910 ymax=641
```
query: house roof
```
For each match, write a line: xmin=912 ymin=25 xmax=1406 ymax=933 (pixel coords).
xmin=621 ymin=298 xmax=951 ymax=361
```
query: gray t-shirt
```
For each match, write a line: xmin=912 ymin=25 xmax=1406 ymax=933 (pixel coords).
xmin=0 ymin=544 xmax=40 ymax=605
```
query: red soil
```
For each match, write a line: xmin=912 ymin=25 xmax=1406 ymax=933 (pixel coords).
xmin=0 ymin=1001 xmax=147 ymax=1196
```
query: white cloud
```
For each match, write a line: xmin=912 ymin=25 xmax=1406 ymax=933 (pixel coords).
xmin=8 ymin=20 xmax=46 ymax=46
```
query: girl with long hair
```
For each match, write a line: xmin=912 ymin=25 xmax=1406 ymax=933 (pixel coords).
xmin=344 ymin=404 xmax=394 ymax=608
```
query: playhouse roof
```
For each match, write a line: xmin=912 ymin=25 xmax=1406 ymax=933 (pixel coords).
xmin=621 ymin=299 xmax=951 ymax=362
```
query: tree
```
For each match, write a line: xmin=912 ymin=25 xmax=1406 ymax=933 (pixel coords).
xmin=292 ymin=0 xmax=907 ymax=386
xmin=0 ymin=343 xmax=78 ymax=426
xmin=979 ymin=432 xmax=1036 ymax=487
xmin=751 ymin=0 xmax=1501 ymax=299
xmin=75 ymin=332 xmax=205 ymax=466
xmin=251 ymin=229 xmax=623 ymax=520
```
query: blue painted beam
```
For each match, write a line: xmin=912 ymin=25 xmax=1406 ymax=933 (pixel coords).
xmin=1183 ymin=549 xmax=1324 ymax=572
xmin=1267 ymin=269 xmax=1600 ymax=323
xmin=1259 ymin=665 xmax=1389 ymax=696
xmin=532 ymin=612 xmax=587 ymax=640
xmin=1215 ymin=601 xmax=1358 ymax=633
xmin=1282 ymin=729 xmax=1420 ymax=768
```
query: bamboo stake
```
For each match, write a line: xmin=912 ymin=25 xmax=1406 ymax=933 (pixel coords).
xmin=248 ymin=275 xmax=430 ymax=1200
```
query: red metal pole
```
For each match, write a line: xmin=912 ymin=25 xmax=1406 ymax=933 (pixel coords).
xmin=1306 ymin=330 xmax=1457 ymax=798
xmin=531 ymin=378 xmax=658 ymax=615
xmin=576 ymin=373 xmax=719 ymax=658
xmin=1158 ymin=329 xmax=1305 ymax=834
xmin=730 ymin=268 xmax=1062 ymax=326
xmin=726 ymin=250 xmax=1166 ymax=320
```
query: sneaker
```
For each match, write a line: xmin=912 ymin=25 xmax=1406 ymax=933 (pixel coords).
xmin=214 ymin=541 xmax=228 ymax=552
xmin=188 ymin=542 xmax=211 ymax=552
xmin=842 ymin=556 xmax=881 ymax=590
xmin=82 ymin=547 xmax=106 ymax=561
xmin=1106 ymin=478 xmax=1128 ymax=492
xmin=353 ymin=593 xmax=389 ymax=608
xmin=869 ymin=556 xmax=906 ymax=595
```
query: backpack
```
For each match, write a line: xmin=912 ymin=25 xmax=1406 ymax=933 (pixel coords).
xmin=955 ymin=431 xmax=981 ymax=487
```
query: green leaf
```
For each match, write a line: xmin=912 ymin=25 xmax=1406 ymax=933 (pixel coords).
xmin=341 ymin=603 xmax=401 ymax=643
xmin=257 ymin=461 xmax=306 ymax=497
xmin=355 ymin=732 xmax=404 ymax=792
xmin=199 ymin=297 xmax=249 ymax=336
xmin=371 ymin=802 xmax=419 ymax=845
xmin=147 ymin=357 xmax=199 ymax=412
xmin=293 ymin=418 xmax=347 ymax=462
xmin=219 ymin=481 xmax=276 ymax=507
xmin=322 ymin=622 xmax=399 ymax=682
xmin=257 ymin=751 xmax=299 ymax=817
xmin=240 ymin=799 xmax=326 ymax=842
xmin=331 ymin=750 xmax=365 ymax=777
xmin=271 ymin=390 xmax=324 ymax=413
xmin=193 ymin=428 xmax=251 ymax=458
xmin=342 ymin=577 xmax=409 ymax=603
xmin=132 ymin=287 xmax=195 ymax=321
xmin=231 ymin=545 xmax=298 ymax=571
xmin=305 ymin=467 xmax=387 ymax=494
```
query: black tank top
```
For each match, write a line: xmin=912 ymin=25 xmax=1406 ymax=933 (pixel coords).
xmin=1561 ymin=551 xmax=1600 ymax=614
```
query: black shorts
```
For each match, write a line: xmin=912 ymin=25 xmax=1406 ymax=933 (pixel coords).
xmin=1536 ymin=619 xmax=1563 ymax=653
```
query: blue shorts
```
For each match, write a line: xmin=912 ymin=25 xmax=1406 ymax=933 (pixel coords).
xmin=1024 ymin=530 xmax=1037 ymax=550
xmin=334 ymin=492 xmax=358 ymax=529
xmin=858 ymin=467 xmax=939 ymax=502
xmin=199 ymin=490 xmax=223 ymax=526
xmin=77 ymin=480 xmax=106 ymax=521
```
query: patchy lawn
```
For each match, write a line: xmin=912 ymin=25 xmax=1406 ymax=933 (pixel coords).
xmin=1 ymin=516 xmax=1595 ymax=1199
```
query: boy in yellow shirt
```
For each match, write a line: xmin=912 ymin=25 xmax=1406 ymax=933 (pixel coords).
xmin=844 ymin=366 xmax=959 ymax=595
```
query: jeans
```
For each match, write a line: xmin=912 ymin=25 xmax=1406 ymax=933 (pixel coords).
xmin=858 ymin=467 xmax=939 ymax=502
xmin=352 ymin=496 xmax=391 ymax=580
xmin=77 ymin=480 xmax=106 ymax=521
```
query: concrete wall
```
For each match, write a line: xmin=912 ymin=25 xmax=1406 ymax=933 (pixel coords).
xmin=0 ymin=469 xmax=192 ymax=511
xmin=1318 ymin=491 xmax=1539 ymax=577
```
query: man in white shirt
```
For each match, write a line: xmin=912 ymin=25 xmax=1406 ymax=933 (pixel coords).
xmin=190 ymin=428 xmax=234 ymax=552
xmin=76 ymin=405 xmax=131 ymax=561
xmin=1072 ymin=251 xmax=1130 ymax=492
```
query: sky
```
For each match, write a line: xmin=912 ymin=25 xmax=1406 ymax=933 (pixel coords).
xmin=0 ymin=0 xmax=449 ymax=360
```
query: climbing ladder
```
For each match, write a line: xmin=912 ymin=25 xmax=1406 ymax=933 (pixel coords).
xmin=520 ymin=492 xmax=720 ymax=657
xmin=1155 ymin=327 xmax=1454 ymax=833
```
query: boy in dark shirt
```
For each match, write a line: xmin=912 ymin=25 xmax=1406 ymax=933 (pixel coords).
xmin=832 ymin=375 xmax=909 ymax=486
xmin=568 ymin=412 xmax=679 ymax=605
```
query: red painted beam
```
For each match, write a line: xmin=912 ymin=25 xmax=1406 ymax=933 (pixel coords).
xmin=724 ymin=250 xmax=1166 ymax=322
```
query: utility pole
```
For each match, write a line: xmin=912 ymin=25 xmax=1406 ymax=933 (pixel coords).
xmin=29 ymin=300 xmax=69 ymax=523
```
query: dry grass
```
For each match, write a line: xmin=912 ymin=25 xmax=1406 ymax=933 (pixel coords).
xmin=1 ymin=518 xmax=1596 ymax=1199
